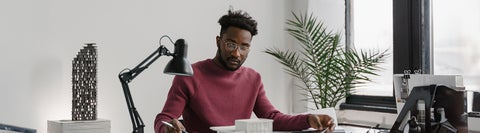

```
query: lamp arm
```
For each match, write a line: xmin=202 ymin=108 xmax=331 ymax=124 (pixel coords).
xmin=121 ymin=46 xmax=172 ymax=82
xmin=118 ymin=45 xmax=172 ymax=133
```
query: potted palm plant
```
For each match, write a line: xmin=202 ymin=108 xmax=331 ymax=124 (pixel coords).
xmin=265 ymin=12 xmax=388 ymax=109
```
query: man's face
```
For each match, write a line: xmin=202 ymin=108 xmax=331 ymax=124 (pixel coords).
xmin=216 ymin=26 xmax=252 ymax=71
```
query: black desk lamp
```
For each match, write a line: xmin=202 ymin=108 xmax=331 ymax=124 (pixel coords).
xmin=118 ymin=35 xmax=193 ymax=133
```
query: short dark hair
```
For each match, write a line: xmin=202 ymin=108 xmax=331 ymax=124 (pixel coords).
xmin=218 ymin=10 xmax=258 ymax=36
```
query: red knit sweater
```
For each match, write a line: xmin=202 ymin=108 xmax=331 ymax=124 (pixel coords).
xmin=154 ymin=59 xmax=310 ymax=133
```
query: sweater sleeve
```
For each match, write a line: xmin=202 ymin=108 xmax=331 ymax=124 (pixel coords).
xmin=154 ymin=76 xmax=190 ymax=133
xmin=252 ymin=83 xmax=310 ymax=131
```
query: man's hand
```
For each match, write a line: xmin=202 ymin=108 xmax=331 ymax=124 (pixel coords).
xmin=163 ymin=119 xmax=186 ymax=133
xmin=307 ymin=114 xmax=335 ymax=132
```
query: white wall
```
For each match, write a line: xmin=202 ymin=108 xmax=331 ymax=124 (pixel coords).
xmin=308 ymin=0 xmax=346 ymax=33
xmin=0 ymin=0 xmax=315 ymax=133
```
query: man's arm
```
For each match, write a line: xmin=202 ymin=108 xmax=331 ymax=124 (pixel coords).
xmin=252 ymin=83 xmax=311 ymax=131
xmin=252 ymin=83 xmax=334 ymax=132
xmin=154 ymin=76 xmax=190 ymax=133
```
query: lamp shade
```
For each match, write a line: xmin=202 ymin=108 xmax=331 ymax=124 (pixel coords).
xmin=164 ymin=39 xmax=194 ymax=76
xmin=164 ymin=57 xmax=193 ymax=76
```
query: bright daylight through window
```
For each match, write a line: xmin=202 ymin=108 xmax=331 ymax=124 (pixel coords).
xmin=353 ymin=0 xmax=480 ymax=96
xmin=351 ymin=0 xmax=393 ymax=96
xmin=433 ymin=0 xmax=480 ymax=92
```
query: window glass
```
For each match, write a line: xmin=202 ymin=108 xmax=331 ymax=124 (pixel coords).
xmin=433 ymin=0 xmax=480 ymax=92
xmin=351 ymin=0 xmax=393 ymax=96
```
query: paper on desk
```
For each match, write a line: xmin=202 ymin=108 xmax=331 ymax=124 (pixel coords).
xmin=210 ymin=125 xmax=237 ymax=133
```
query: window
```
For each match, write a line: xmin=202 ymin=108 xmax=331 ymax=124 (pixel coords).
xmin=433 ymin=0 xmax=480 ymax=92
xmin=341 ymin=0 xmax=436 ymax=113
xmin=343 ymin=0 xmax=479 ymax=114
xmin=349 ymin=0 xmax=393 ymax=96
xmin=340 ymin=0 xmax=396 ymax=113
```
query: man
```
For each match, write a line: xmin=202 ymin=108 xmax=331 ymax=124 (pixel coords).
xmin=154 ymin=9 xmax=335 ymax=133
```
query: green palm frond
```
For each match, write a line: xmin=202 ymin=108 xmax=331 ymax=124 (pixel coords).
xmin=264 ymin=12 xmax=388 ymax=109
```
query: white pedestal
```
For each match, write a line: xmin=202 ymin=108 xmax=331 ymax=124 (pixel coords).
xmin=47 ymin=119 xmax=110 ymax=133
xmin=469 ymin=116 xmax=480 ymax=132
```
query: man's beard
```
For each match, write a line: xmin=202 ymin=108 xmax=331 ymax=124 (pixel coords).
xmin=218 ymin=49 xmax=242 ymax=71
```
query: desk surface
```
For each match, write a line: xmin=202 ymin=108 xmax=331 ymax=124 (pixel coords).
xmin=211 ymin=125 xmax=386 ymax=133
xmin=274 ymin=126 xmax=387 ymax=133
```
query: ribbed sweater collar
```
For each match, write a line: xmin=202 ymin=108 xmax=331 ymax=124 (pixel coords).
xmin=205 ymin=58 xmax=245 ymax=75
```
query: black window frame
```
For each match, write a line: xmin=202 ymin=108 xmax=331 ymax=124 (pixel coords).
xmin=340 ymin=0 xmax=433 ymax=113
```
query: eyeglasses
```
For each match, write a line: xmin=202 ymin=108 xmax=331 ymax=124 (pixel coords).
xmin=222 ymin=40 xmax=250 ymax=54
